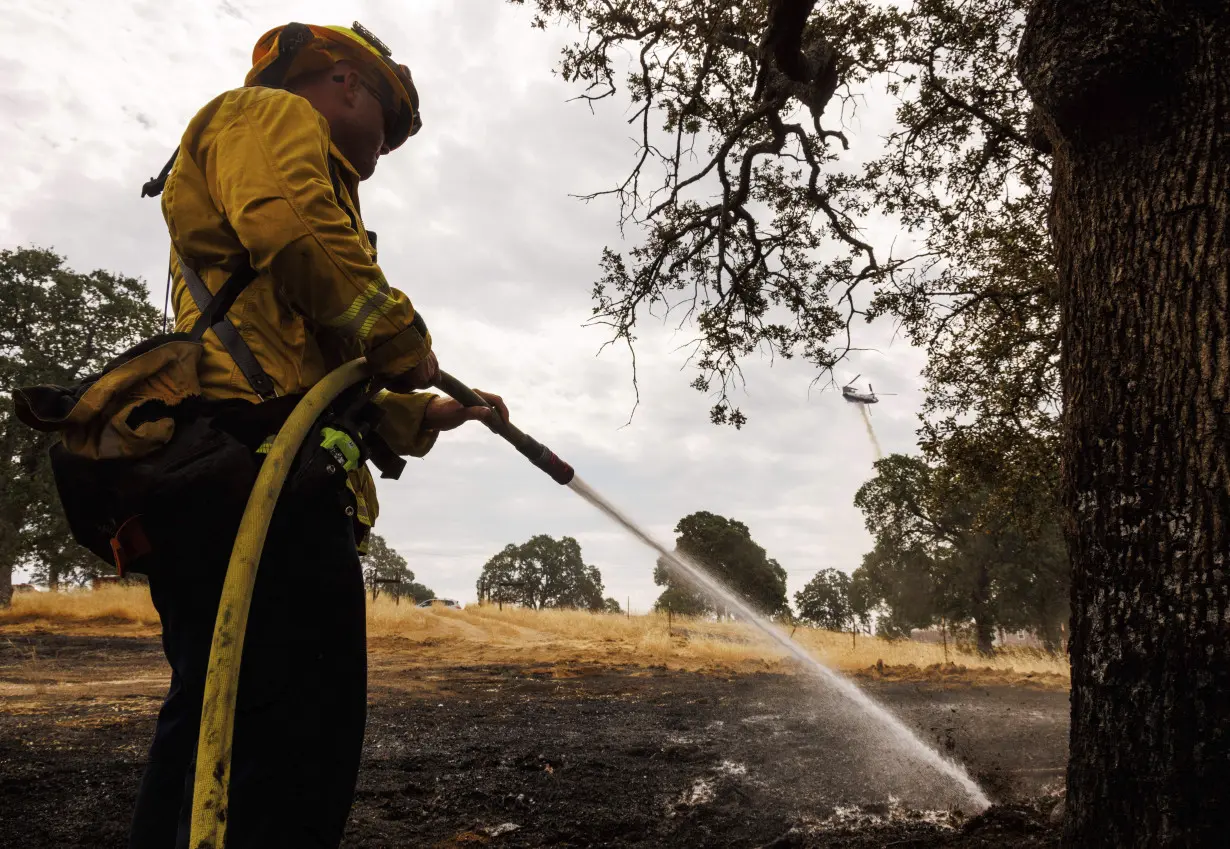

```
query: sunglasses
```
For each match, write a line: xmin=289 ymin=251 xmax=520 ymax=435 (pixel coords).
xmin=332 ymin=73 xmax=395 ymax=139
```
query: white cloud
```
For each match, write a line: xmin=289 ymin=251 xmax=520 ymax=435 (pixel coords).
xmin=2 ymin=0 xmax=927 ymax=610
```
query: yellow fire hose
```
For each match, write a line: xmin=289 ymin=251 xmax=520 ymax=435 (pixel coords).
xmin=189 ymin=359 xmax=575 ymax=848
xmin=188 ymin=357 xmax=372 ymax=847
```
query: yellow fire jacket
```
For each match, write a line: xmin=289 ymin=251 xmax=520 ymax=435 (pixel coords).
xmin=161 ymin=85 xmax=439 ymax=533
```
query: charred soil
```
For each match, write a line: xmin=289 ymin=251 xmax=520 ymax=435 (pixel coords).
xmin=0 ymin=632 xmax=1065 ymax=847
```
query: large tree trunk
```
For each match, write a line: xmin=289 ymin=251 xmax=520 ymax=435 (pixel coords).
xmin=972 ymin=615 xmax=995 ymax=657
xmin=0 ymin=513 xmax=18 ymax=608
xmin=1020 ymin=4 xmax=1230 ymax=846
xmin=0 ymin=554 xmax=13 ymax=609
xmin=0 ymin=503 xmax=21 ymax=608
xmin=971 ymin=564 xmax=996 ymax=656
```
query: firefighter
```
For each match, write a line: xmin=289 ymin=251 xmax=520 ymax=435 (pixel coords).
xmin=126 ymin=22 xmax=506 ymax=848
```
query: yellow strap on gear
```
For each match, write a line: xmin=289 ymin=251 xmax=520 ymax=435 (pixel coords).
xmin=320 ymin=426 xmax=362 ymax=472
xmin=261 ymin=428 xmax=360 ymax=472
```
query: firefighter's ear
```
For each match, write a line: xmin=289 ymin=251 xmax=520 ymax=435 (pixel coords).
xmin=329 ymin=70 xmax=363 ymax=107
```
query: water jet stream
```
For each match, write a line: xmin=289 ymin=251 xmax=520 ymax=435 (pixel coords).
xmin=857 ymin=404 xmax=884 ymax=460
xmin=567 ymin=475 xmax=991 ymax=811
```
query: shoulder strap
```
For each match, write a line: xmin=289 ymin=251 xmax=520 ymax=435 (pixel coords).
xmin=180 ymin=256 xmax=277 ymax=400
xmin=141 ymin=148 xmax=179 ymax=198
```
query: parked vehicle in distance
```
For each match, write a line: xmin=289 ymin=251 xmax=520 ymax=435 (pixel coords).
xmin=416 ymin=598 xmax=462 ymax=609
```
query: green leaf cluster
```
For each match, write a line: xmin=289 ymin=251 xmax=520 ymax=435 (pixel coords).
xmin=477 ymin=535 xmax=607 ymax=611
xmin=1 ymin=247 xmax=159 ymax=601
xmin=362 ymin=533 xmax=436 ymax=603
xmin=653 ymin=511 xmax=788 ymax=617
xmin=852 ymin=453 xmax=1067 ymax=652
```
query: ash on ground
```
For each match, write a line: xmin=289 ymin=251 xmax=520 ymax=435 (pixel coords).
xmin=1 ymin=633 xmax=1066 ymax=847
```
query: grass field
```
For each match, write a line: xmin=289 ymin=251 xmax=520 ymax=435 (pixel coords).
xmin=1 ymin=584 xmax=1069 ymax=685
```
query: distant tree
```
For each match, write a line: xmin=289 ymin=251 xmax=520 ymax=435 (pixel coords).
xmin=601 ymin=596 xmax=622 ymax=615
xmin=651 ymin=584 xmax=711 ymax=617
xmin=653 ymin=511 xmax=788 ymax=617
xmin=22 ymin=531 xmax=98 ymax=590
xmin=794 ymin=569 xmax=852 ymax=632
xmin=361 ymin=534 xmax=434 ymax=602
xmin=855 ymin=536 xmax=953 ymax=641
xmin=402 ymin=581 xmax=438 ymax=604
xmin=1 ymin=247 xmax=160 ymax=605
xmin=848 ymin=569 xmax=874 ymax=636
xmin=854 ymin=453 xmax=1067 ymax=654
xmin=874 ymin=608 xmax=917 ymax=642
xmin=476 ymin=535 xmax=605 ymax=611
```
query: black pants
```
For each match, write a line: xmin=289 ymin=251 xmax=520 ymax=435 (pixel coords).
xmin=128 ymin=488 xmax=367 ymax=849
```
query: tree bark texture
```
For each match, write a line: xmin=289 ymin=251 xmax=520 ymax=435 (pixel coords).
xmin=972 ymin=564 xmax=996 ymax=655
xmin=0 ymin=488 xmax=22 ymax=608
xmin=0 ymin=552 xmax=13 ymax=608
xmin=973 ymin=615 xmax=995 ymax=656
xmin=764 ymin=0 xmax=820 ymax=81
xmin=0 ymin=499 xmax=20 ymax=607
xmin=1020 ymin=3 xmax=1230 ymax=846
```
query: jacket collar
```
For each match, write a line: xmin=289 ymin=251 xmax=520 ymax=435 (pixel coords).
xmin=328 ymin=143 xmax=362 ymax=212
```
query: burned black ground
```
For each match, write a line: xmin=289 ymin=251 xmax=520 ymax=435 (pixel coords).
xmin=0 ymin=633 xmax=1066 ymax=847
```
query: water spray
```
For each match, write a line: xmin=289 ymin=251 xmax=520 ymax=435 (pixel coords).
xmin=567 ymin=477 xmax=990 ymax=810
xmin=857 ymin=404 xmax=884 ymax=460
xmin=444 ymin=374 xmax=989 ymax=811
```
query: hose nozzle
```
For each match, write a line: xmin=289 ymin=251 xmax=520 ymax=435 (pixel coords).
xmin=432 ymin=371 xmax=575 ymax=485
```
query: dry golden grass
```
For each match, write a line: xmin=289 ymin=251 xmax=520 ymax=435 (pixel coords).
xmin=1 ymin=585 xmax=1069 ymax=687
xmin=1 ymin=584 xmax=160 ymax=633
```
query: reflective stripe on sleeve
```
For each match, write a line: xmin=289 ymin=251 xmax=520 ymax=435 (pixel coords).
xmin=325 ymin=280 xmax=398 ymax=340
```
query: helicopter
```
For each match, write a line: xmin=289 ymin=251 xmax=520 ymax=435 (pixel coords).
xmin=841 ymin=375 xmax=896 ymax=405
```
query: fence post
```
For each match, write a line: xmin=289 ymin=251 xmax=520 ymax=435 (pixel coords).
xmin=627 ymin=596 xmax=631 ymax=620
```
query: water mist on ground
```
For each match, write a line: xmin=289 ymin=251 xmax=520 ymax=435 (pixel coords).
xmin=567 ymin=475 xmax=992 ymax=812
xmin=858 ymin=404 xmax=884 ymax=460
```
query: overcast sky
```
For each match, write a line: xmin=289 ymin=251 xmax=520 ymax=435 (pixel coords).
xmin=3 ymin=0 xmax=928 ymax=609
